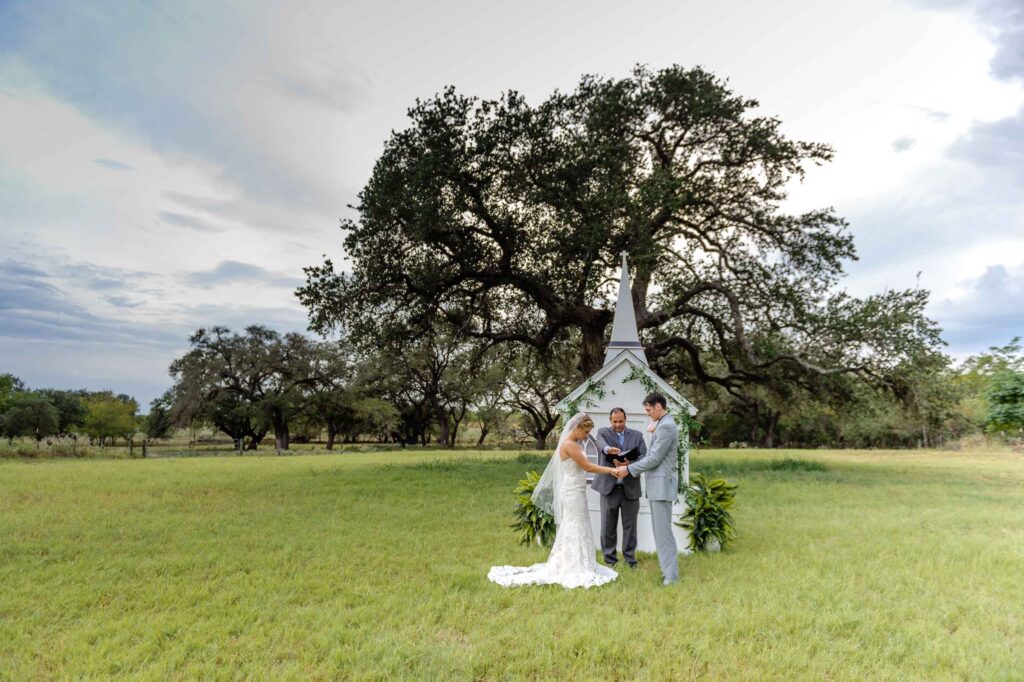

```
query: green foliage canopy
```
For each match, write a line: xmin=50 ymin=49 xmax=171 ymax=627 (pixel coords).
xmin=1 ymin=392 xmax=59 ymax=444
xmin=82 ymin=396 xmax=138 ymax=446
xmin=985 ymin=371 xmax=1024 ymax=435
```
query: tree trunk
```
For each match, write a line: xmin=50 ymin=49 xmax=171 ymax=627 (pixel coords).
xmin=476 ymin=426 xmax=489 ymax=447
xmin=435 ymin=406 xmax=451 ymax=447
xmin=450 ymin=405 xmax=467 ymax=447
xmin=579 ymin=324 xmax=606 ymax=377
xmin=326 ymin=423 xmax=336 ymax=450
xmin=272 ymin=412 xmax=290 ymax=451
xmin=764 ymin=412 xmax=779 ymax=448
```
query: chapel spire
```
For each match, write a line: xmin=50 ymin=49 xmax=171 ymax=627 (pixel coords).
xmin=604 ymin=252 xmax=648 ymax=366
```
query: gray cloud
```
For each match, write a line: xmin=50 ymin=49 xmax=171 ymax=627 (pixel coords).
xmin=949 ymin=110 xmax=1024 ymax=185
xmin=0 ymin=260 xmax=179 ymax=347
xmin=0 ymin=261 xmax=67 ymax=314
xmin=931 ymin=262 xmax=1024 ymax=352
xmin=185 ymin=303 xmax=310 ymax=335
xmin=908 ymin=0 xmax=1024 ymax=81
xmin=103 ymin=295 xmax=143 ymax=308
xmin=0 ymin=258 xmax=311 ymax=406
xmin=285 ymin=240 xmax=314 ymax=252
xmin=275 ymin=71 xmax=367 ymax=113
xmin=93 ymin=158 xmax=133 ymax=171
xmin=164 ymin=191 xmax=306 ymax=234
xmin=183 ymin=260 xmax=304 ymax=289
xmin=1 ymin=260 xmax=49 ymax=278
xmin=892 ymin=136 xmax=916 ymax=152
xmin=158 ymin=210 xmax=224 ymax=233
xmin=56 ymin=261 xmax=156 ymax=292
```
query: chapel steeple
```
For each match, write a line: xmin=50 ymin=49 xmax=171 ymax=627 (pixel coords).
xmin=604 ymin=252 xmax=648 ymax=366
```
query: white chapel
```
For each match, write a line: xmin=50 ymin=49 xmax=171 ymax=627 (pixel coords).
xmin=555 ymin=253 xmax=698 ymax=554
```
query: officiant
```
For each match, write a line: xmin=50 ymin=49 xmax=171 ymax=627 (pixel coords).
xmin=593 ymin=407 xmax=647 ymax=568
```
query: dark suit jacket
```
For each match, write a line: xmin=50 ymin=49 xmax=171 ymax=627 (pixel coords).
xmin=592 ymin=426 xmax=646 ymax=499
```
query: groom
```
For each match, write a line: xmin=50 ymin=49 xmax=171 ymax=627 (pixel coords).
xmin=616 ymin=392 xmax=680 ymax=585
xmin=592 ymin=408 xmax=647 ymax=568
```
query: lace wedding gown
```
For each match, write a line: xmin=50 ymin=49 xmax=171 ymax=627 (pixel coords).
xmin=488 ymin=454 xmax=618 ymax=589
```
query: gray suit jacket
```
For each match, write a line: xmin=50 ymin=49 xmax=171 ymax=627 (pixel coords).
xmin=627 ymin=414 xmax=679 ymax=502
xmin=592 ymin=426 xmax=646 ymax=499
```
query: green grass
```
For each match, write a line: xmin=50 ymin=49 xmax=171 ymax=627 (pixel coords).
xmin=1 ymin=447 xmax=1022 ymax=680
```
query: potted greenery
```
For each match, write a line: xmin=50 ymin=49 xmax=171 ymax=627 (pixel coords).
xmin=510 ymin=471 xmax=556 ymax=547
xmin=677 ymin=472 xmax=737 ymax=552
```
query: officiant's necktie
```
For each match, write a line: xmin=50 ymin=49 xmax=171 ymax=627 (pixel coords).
xmin=615 ymin=430 xmax=626 ymax=487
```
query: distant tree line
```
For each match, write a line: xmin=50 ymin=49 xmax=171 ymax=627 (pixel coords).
xmin=0 ymin=376 xmax=142 ymax=448
xmin=2 ymin=336 xmax=1021 ymax=453
xmin=153 ymin=323 xmax=575 ymax=451
xmin=153 ymin=327 xmax=1022 ymax=451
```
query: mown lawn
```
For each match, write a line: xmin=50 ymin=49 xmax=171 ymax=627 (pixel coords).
xmin=1 ymin=447 xmax=1022 ymax=680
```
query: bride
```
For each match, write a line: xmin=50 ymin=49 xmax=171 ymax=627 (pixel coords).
xmin=488 ymin=413 xmax=623 ymax=589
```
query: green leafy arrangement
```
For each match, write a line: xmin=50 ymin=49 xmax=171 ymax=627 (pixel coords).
xmin=561 ymin=378 xmax=606 ymax=418
xmin=510 ymin=470 xmax=556 ymax=547
xmin=677 ymin=472 xmax=738 ymax=551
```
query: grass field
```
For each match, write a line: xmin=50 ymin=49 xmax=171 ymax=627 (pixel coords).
xmin=1 ymin=447 xmax=1022 ymax=680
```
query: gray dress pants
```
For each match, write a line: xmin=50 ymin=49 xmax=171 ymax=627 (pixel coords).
xmin=600 ymin=485 xmax=639 ymax=566
xmin=649 ymin=499 xmax=679 ymax=583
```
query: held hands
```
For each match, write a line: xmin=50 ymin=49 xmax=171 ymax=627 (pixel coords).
xmin=612 ymin=465 xmax=630 ymax=479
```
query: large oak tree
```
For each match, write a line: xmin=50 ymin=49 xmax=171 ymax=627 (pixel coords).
xmin=299 ymin=65 xmax=942 ymax=398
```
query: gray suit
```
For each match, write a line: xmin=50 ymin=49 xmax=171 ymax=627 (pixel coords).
xmin=627 ymin=414 xmax=680 ymax=584
xmin=593 ymin=426 xmax=647 ymax=566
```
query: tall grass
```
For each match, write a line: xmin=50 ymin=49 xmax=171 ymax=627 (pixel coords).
xmin=1 ymin=447 xmax=1022 ymax=679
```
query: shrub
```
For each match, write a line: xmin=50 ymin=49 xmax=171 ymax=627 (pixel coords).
xmin=48 ymin=443 xmax=88 ymax=458
xmin=678 ymin=472 xmax=738 ymax=551
xmin=510 ymin=470 xmax=556 ymax=547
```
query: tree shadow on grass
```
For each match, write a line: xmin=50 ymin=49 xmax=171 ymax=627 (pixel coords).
xmin=694 ymin=457 xmax=841 ymax=484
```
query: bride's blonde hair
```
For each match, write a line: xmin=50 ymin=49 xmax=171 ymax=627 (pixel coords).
xmin=572 ymin=414 xmax=594 ymax=433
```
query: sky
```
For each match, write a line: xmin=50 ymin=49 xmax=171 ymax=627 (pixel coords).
xmin=1 ymin=0 xmax=1023 ymax=408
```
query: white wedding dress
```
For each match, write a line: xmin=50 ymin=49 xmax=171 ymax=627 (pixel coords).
xmin=488 ymin=453 xmax=618 ymax=589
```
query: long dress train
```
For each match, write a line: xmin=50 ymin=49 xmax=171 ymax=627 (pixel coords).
xmin=488 ymin=455 xmax=617 ymax=589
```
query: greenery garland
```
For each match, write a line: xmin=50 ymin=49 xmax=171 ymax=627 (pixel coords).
xmin=621 ymin=365 xmax=699 ymax=494
xmin=561 ymin=378 xmax=607 ymax=418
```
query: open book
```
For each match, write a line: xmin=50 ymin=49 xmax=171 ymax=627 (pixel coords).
xmin=609 ymin=446 xmax=641 ymax=462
